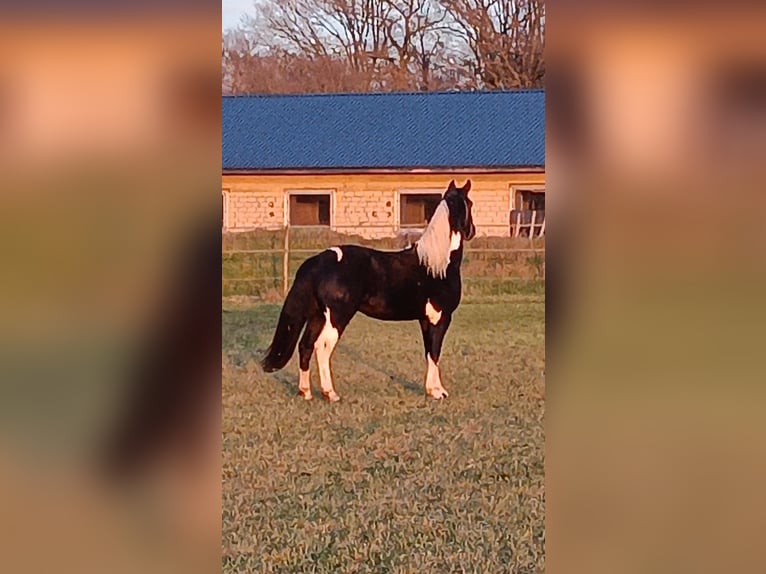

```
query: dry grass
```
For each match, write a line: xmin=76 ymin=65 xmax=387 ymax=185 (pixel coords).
xmin=223 ymin=300 xmax=545 ymax=573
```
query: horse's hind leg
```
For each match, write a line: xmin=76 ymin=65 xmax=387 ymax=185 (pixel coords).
xmin=297 ymin=316 xmax=324 ymax=400
xmin=300 ymin=305 xmax=352 ymax=402
xmin=315 ymin=304 xmax=359 ymax=402
xmin=314 ymin=307 xmax=342 ymax=402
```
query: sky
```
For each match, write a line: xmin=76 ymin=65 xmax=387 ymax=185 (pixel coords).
xmin=222 ymin=0 xmax=252 ymax=31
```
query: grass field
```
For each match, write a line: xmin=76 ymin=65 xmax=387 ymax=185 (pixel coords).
xmin=223 ymin=299 xmax=545 ymax=573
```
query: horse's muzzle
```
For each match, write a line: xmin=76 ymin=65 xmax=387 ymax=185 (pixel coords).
xmin=464 ymin=223 xmax=476 ymax=241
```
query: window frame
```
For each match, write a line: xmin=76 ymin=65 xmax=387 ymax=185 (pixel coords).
xmin=509 ymin=184 xmax=546 ymax=237
xmin=222 ymin=188 xmax=230 ymax=231
xmin=510 ymin=185 xmax=546 ymax=212
xmin=396 ymin=188 xmax=445 ymax=230
xmin=284 ymin=189 xmax=335 ymax=228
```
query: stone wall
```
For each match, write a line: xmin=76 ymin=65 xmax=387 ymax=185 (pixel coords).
xmin=225 ymin=190 xmax=283 ymax=230
xmin=470 ymin=187 xmax=516 ymax=237
xmin=334 ymin=189 xmax=396 ymax=238
xmin=222 ymin=172 xmax=545 ymax=238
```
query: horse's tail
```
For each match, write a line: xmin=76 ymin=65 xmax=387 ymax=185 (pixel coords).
xmin=260 ymin=270 xmax=311 ymax=373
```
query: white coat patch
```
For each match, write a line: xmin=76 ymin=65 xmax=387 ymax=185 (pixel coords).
xmin=425 ymin=300 xmax=442 ymax=325
xmin=315 ymin=308 xmax=340 ymax=401
xmin=425 ymin=355 xmax=448 ymax=398
xmin=315 ymin=308 xmax=339 ymax=352
xmin=449 ymin=232 xmax=462 ymax=252
xmin=328 ymin=247 xmax=343 ymax=261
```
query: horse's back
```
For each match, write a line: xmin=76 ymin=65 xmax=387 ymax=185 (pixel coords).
xmin=297 ymin=244 xmax=422 ymax=320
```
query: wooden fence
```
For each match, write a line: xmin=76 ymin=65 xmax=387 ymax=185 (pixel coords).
xmin=222 ymin=227 xmax=545 ymax=303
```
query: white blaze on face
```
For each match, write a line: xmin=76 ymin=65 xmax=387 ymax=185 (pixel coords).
xmin=449 ymin=232 xmax=462 ymax=252
xmin=425 ymin=299 xmax=442 ymax=325
xmin=298 ymin=369 xmax=312 ymax=399
xmin=314 ymin=308 xmax=340 ymax=401
xmin=328 ymin=247 xmax=343 ymax=261
xmin=424 ymin=355 xmax=448 ymax=398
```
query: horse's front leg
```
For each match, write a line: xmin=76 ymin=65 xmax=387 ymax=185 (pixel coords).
xmin=419 ymin=312 xmax=452 ymax=399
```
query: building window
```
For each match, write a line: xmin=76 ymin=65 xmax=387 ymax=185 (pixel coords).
xmin=399 ymin=192 xmax=443 ymax=227
xmin=222 ymin=189 xmax=229 ymax=230
xmin=288 ymin=193 xmax=331 ymax=227
xmin=513 ymin=188 xmax=545 ymax=211
xmin=510 ymin=186 xmax=545 ymax=237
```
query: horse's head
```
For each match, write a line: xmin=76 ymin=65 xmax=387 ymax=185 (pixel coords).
xmin=444 ymin=179 xmax=476 ymax=241
xmin=415 ymin=179 xmax=475 ymax=277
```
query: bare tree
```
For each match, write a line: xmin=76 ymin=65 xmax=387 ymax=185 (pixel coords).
xmin=221 ymin=0 xmax=544 ymax=94
xmin=441 ymin=0 xmax=544 ymax=89
xmin=373 ymin=0 xmax=448 ymax=90
xmin=256 ymin=0 xmax=459 ymax=92
xmin=258 ymin=0 xmax=390 ymax=91
xmin=223 ymin=28 xmax=363 ymax=94
xmin=222 ymin=30 xmax=259 ymax=94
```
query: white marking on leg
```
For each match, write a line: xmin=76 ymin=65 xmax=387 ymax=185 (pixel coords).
xmin=315 ymin=308 xmax=340 ymax=402
xmin=425 ymin=355 xmax=449 ymax=399
xmin=449 ymin=232 xmax=462 ymax=252
xmin=328 ymin=247 xmax=343 ymax=261
xmin=298 ymin=369 xmax=312 ymax=400
xmin=425 ymin=300 xmax=442 ymax=325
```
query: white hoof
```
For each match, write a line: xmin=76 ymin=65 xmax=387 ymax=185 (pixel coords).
xmin=427 ymin=387 xmax=449 ymax=400
xmin=323 ymin=391 xmax=341 ymax=403
xmin=298 ymin=389 xmax=313 ymax=400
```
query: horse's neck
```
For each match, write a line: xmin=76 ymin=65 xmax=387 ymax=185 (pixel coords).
xmin=428 ymin=245 xmax=464 ymax=279
xmin=447 ymin=246 xmax=463 ymax=271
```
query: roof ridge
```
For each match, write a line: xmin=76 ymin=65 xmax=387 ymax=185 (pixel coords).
xmin=222 ymin=88 xmax=545 ymax=100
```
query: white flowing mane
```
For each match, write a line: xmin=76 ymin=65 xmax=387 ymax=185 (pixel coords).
xmin=416 ymin=200 xmax=461 ymax=278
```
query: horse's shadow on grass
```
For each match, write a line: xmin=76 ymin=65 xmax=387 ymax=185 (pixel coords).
xmin=270 ymin=370 xmax=299 ymax=397
xmin=252 ymin=345 xmax=423 ymax=397
xmin=249 ymin=348 xmax=297 ymax=397
xmin=336 ymin=346 xmax=423 ymax=395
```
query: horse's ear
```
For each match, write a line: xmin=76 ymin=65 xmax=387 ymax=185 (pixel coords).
xmin=462 ymin=179 xmax=472 ymax=194
xmin=448 ymin=179 xmax=457 ymax=190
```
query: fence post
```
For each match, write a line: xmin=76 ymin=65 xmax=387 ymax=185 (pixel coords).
xmin=529 ymin=210 xmax=537 ymax=245
xmin=283 ymin=226 xmax=289 ymax=298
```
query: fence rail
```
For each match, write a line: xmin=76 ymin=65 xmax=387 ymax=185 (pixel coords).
xmin=224 ymin=247 xmax=545 ymax=254
xmin=223 ymin=227 xmax=545 ymax=302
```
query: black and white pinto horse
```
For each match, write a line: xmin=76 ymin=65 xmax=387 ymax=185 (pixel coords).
xmin=261 ymin=179 xmax=476 ymax=401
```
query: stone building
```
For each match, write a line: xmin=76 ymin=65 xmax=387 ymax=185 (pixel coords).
xmin=222 ymin=90 xmax=545 ymax=238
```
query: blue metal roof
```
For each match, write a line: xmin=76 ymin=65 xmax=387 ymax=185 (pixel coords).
xmin=222 ymin=90 xmax=544 ymax=171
